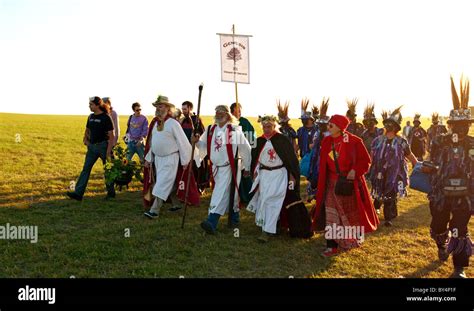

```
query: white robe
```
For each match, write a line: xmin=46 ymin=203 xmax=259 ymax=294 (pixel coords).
xmin=247 ymin=140 xmax=288 ymax=234
xmin=196 ymin=123 xmax=251 ymax=216
xmin=144 ymin=118 xmax=192 ymax=201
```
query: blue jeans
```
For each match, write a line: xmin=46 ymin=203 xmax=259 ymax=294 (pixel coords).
xmin=206 ymin=212 xmax=240 ymax=230
xmin=126 ymin=141 xmax=145 ymax=163
xmin=74 ymin=141 xmax=115 ymax=197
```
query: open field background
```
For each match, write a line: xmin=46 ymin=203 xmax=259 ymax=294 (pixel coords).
xmin=0 ymin=112 xmax=472 ymax=278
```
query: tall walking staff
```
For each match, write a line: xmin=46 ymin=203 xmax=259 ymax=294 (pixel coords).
xmin=181 ymin=83 xmax=203 ymax=229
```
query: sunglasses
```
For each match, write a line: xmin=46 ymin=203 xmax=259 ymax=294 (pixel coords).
xmin=328 ymin=124 xmax=335 ymax=128
xmin=135 ymin=109 xmax=142 ymax=112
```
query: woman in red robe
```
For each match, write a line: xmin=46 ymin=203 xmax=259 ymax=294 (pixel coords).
xmin=311 ymin=114 xmax=379 ymax=257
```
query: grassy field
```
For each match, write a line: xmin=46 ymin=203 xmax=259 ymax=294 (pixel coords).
xmin=0 ymin=112 xmax=472 ymax=278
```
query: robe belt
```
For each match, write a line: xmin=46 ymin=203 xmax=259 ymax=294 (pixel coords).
xmin=212 ymin=157 xmax=243 ymax=178
xmin=259 ymin=163 xmax=285 ymax=171
xmin=156 ymin=151 xmax=179 ymax=158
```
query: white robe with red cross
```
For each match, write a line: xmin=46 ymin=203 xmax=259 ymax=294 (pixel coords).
xmin=196 ymin=123 xmax=251 ymax=216
xmin=247 ymin=140 xmax=288 ymax=234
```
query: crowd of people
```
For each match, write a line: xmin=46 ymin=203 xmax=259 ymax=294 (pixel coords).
xmin=66 ymin=76 xmax=473 ymax=278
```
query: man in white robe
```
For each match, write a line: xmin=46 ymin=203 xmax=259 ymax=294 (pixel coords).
xmin=247 ymin=115 xmax=295 ymax=242
xmin=192 ymin=105 xmax=251 ymax=234
xmin=144 ymin=95 xmax=192 ymax=219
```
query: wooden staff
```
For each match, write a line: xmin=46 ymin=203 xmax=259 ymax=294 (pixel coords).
xmin=181 ymin=83 xmax=203 ymax=229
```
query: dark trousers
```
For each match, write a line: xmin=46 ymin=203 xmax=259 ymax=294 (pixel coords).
xmin=374 ymin=191 xmax=398 ymax=221
xmin=430 ymin=200 xmax=471 ymax=268
xmin=74 ymin=141 xmax=115 ymax=197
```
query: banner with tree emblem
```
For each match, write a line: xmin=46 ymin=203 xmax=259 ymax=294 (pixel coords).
xmin=218 ymin=33 xmax=251 ymax=84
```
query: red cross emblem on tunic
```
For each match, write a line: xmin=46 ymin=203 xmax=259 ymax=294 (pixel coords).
xmin=268 ymin=149 xmax=277 ymax=162
xmin=214 ymin=136 xmax=223 ymax=152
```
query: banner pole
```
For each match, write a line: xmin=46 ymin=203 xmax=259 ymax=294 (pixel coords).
xmin=232 ymin=24 xmax=239 ymax=105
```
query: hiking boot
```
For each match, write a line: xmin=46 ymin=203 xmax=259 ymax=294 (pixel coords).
xmin=438 ymin=248 xmax=449 ymax=262
xmin=66 ymin=192 xmax=83 ymax=201
xmin=200 ymin=221 xmax=216 ymax=235
xmin=450 ymin=267 xmax=467 ymax=279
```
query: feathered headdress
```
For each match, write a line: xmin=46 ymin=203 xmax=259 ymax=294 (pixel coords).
xmin=312 ymin=105 xmax=320 ymax=120
xmin=448 ymin=75 xmax=472 ymax=123
xmin=317 ymin=97 xmax=330 ymax=124
xmin=382 ymin=105 xmax=403 ymax=131
xmin=300 ymin=98 xmax=314 ymax=120
xmin=413 ymin=113 xmax=421 ymax=124
xmin=363 ymin=103 xmax=377 ymax=123
xmin=346 ymin=98 xmax=358 ymax=119
xmin=431 ymin=112 xmax=439 ymax=124
xmin=277 ymin=100 xmax=290 ymax=123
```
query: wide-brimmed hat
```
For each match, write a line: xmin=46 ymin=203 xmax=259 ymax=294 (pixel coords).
xmin=152 ymin=95 xmax=175 ymax=108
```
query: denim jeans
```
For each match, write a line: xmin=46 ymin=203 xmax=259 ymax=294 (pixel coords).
xmin=126 ymin=141 xmax=145 ymax=163
xmin=74 ymin=141 xmax=115 ymax=197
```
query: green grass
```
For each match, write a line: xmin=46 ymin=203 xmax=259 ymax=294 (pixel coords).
xmin=0 ymin=113 xmax=472 ymax=278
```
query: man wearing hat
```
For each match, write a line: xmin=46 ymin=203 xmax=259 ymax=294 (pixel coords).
xmin=427 ymin=113 xmax=448 ymax=153
xmin=361 ymin=103 xmax=383 ymax=153
xmin=192 ymin=105 xmax=252 ymax=234
xmin=369 ymin=107 xmax=419 ymax=226
xmin=408 ymin=114 xmax=428 ymax=161
xmin=297 ymin=99 xmax=319 ymax=158
xmin=277 ymin=100 xmax=298 ymax=154
xmin=307 ymin=98 xmax=330 ymax=201
xmin=346 ymin=99 xmax=365 ymax=138
xmin=143 ymin=95 xmax=193 ymax=219
xmin=428 ymin=76 xmax=473 ymax=278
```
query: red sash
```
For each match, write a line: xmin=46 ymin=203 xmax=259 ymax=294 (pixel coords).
xmin=207 ymin=124 xmax=240 ymax=201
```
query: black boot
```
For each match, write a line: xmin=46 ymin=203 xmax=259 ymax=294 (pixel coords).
xmin=438 ymin=247 xmax=449 ymax=262
xmin=450 ymin=267 xmax=467 ymax=279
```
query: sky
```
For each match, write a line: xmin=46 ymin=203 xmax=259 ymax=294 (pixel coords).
xmin=0 ymin=0 xmax=473 ymax=119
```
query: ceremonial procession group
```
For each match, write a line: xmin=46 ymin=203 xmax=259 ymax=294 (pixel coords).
xmin=67 ymin=77 xmax=473 ymax=279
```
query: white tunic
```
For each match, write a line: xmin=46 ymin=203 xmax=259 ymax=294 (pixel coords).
xmin=247 ymin=140 xmax=288 ymax=234
xmin=144 ymin=118 xmax=192 ymax=201
xmin=196 ymin=123 xmax=252 ymax=215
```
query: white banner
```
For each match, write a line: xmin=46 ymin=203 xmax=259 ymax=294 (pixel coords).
xmin=218 ymin=34 xmax=251 ymax=84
